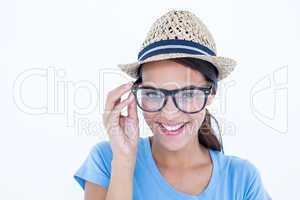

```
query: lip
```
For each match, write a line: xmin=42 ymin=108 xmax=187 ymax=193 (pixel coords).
xmin=157 ymin=122 xmax=189 ymax=136
xmin=156 ymin=121 xmax=189 ymax=126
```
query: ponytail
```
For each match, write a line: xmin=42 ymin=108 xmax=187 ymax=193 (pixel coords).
xmin=198 ymin=109 xmax=223 ymax=152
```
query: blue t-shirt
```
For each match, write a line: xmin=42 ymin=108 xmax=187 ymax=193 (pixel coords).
xmin=74 ymin=137 xmax=271 ymax=200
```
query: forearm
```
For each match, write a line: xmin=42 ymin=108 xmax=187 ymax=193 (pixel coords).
xmin=105 ymin=158 xmax=135 ymax=200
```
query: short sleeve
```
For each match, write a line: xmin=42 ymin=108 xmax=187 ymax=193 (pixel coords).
xmin=243 ymin=160 xmax=272 ymax=200
xmin=73 ymin=141 xmax=112 ymax=190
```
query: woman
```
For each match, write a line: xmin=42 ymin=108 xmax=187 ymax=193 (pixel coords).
xmin=74 ymin=10 xmax=271 ymax=199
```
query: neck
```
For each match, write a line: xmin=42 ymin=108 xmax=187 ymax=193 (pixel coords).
xmin=149 ymin=136 xmax=211 ymax=169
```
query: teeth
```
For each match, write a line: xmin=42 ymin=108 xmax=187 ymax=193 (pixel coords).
xmin=161 ymin=123 xmax=184 ymax=131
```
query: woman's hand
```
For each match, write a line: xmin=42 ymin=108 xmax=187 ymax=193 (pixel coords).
xmin=102 ymin=82 xmax=140 ymax=167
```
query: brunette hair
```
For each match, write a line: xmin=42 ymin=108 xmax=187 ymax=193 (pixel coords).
xmin=136 ymin=57 xmax=223 ymax=152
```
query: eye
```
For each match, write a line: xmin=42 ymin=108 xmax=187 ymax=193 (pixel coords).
xmin=146 ymin=91 xmax=159 ymax=97
xmin=181 ymin=90 xmax=195 ymax=98
xmin=142 ymin=90 xmax=163 ymax=98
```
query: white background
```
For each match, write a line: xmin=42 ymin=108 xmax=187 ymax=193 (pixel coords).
xmin=0 ymin=0 xmax=299 ymax=199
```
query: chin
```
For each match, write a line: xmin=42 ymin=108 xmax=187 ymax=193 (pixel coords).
xmin=162 ymin=139 xmax=188 ymax=152
xmin=152 ymin=124 xmax=195 ymax=152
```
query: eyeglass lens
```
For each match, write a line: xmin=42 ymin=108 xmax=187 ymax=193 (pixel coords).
xmin=135 ymin=87 xmax=207 ymax=113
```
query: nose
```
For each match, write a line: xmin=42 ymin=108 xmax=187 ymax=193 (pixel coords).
xmin=160 ymin=96 xmax=180 ymax=115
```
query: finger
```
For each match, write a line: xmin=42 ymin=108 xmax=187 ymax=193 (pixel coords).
xmin=103 ymin=82 xmax=133 ymax=125
xmin=119 ymin=116 xmax=125 ymax=128
xmin=124 ymin=118 xmax=139 ymax=142
xmin=107 ymin=94 xmax=134 ymax=128
xmin=127 ymin=92 xmax=138 ymax=121
xmin=103 ymin=97 xmax=121 ymax=125
xmin=104 ymin=82 xmax=133 ymax=113
xmin=120 ymin=115 xmax=138 ymax=143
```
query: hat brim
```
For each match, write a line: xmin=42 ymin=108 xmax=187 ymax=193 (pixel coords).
xmin=118 ymin=53 xmax=236 ymax=80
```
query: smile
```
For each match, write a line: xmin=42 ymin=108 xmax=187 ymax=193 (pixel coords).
xmin=157 ymin=122 xmax=189 ymax=136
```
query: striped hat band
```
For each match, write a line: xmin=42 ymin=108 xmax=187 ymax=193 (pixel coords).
xmin=137 ymin=39 xmax=216 ymax=61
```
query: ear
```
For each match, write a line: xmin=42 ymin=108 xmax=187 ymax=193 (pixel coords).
xmin=206 ymin=94 xmax=215 ymax=106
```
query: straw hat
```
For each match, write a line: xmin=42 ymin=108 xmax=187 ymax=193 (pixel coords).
xmin=118 ymin=10 xmax=236 ymax=80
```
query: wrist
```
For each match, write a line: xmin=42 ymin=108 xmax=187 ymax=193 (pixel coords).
xmin=112 ymin=157 xmax=136 ymax=171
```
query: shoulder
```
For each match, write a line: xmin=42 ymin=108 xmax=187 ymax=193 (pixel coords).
xmin=228 ymin=154 xmax=260 ymax=177
xmin=212 ymin=150 xmax=271 ymax=199
xmin=79 ymin=139 xmax=113 ymax=176
xmin=91 ymin=139 xmax=112 ymax=156
xmin=89 ymin=137 xmax=146 ymax=162
xmin=74 ymin=138 xmax=146 ymax=190
xmin=212 ymin=150 xmax=260 ymax=177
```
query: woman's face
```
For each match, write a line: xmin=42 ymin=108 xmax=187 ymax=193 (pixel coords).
xmin=140 ymin=59 xmax=214 ymax=151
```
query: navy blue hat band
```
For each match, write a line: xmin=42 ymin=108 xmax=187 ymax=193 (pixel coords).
xmin=138 ymin=39 xmax=216 ymax=61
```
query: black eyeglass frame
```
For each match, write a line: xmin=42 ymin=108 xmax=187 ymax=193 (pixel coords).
xmin=131 ymin=82 xmax=213 ymax=114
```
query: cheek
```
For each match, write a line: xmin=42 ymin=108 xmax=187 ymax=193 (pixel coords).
xmin=143 ymin=112 xmax=155 ymax=120
xmin=186 ymin=111 xmax=206 ymax=134
xmin=143 ymin=112 xmax=158 ymax=127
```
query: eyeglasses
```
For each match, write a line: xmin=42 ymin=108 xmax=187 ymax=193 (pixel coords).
xmin=131 ymin=83 xmax=212 ymax=114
